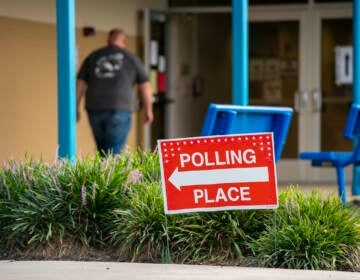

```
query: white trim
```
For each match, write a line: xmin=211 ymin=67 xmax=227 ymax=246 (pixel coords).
xmin=143 ymin=9 xmax=152 ymax=150
xmin=249 ymin=4 xmax=308 ymax=15
xmin=316 ymin=6 xmax=352 ymax=19
xmin=299 ymin=9 xmax=321 ymax=149
xmin=165 ymin=204 xmax=278 ymax=215
xmin=168 ymin=6 xmax=231 ymax=14
xmin=167 ymin=3 xmax=353 ymax=18
xmin=314 ymin=2 xmax=353 ymax=12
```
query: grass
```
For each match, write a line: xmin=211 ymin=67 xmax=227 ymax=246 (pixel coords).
xmin=169 ymin=210 xmax=268 ymax=264
xmin=248 ymin=186 xmax=360 ymax=271
xmin=108 ymin=182 xmax=168 ymax=262
xmin=0 ymin=152 xmax=359 ymax=271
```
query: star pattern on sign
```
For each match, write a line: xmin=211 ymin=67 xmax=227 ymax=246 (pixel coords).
xmin=160 ymin=133 xmax=274 ymax=163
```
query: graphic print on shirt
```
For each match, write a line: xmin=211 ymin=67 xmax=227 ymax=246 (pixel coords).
xmin=95 ymin=53 xmax=124 ymax=78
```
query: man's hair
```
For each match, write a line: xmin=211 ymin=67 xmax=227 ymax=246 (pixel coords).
xmin=107 ymin=28 xmax=125 ymax=45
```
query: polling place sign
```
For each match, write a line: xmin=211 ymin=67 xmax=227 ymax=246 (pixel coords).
xmin=157 ymin=133 xmax=278 ymax=214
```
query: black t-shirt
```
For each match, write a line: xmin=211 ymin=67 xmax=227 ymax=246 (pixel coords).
xmin=77 ymin=45 xmax=149 ymax=111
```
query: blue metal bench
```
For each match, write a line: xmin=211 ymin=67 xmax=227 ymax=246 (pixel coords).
xmin=201 ymin=104 xmax=293 ymax=163
xmin=300 ymin=103 xmax=360 ymax=204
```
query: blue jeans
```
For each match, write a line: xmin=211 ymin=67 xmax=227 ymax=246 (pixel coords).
xmin=87 ymin=110 xmax=132 ymax=155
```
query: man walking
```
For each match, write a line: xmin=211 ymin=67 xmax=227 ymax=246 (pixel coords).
xmin=76 ymin=28 xmax=153 ymax=155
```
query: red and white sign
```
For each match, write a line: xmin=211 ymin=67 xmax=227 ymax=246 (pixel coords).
xmin=157 ymin=133 xmax=278 ymax=214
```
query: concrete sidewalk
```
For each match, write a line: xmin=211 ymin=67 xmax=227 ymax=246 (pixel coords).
xmin=0 ymin=261 xmax=358 ymax=280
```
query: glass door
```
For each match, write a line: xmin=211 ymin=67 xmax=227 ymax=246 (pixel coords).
xmin=321 ymin=18 xmax=352 ymax=152
xmin=308 ymin=5 xmax=353 ymax=184
xmin=249 ymin=7 xmax=308 ymax=182
xmin=250 ymin=3 xmax=353 ymax=183
xmin=166 ymin=6 xmax=311 ymax=182
xmin=249 ymin=20 xmax=299 ymax=159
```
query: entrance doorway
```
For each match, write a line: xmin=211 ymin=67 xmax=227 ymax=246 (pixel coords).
xmin=166 ymin=9 xmax=301 ymax=181
xmin=167 ymin=13 xmax=232 ymax=139
xmin=143 ymin=2 xmax=353 ymax=183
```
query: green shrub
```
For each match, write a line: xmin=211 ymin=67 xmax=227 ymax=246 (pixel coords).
xmin=108 ymin=182 xmax=169 ymax=262
xmin=0 ymin=153 xmax=359 ymax=271
xmin=55 ymin=154 xmax=130 ymax=247
xmin=0 ymin=158 xmax=68 ymax=249
xmin=170 ymin=210 xmax=267 ymax=264
xmin=248 ymin=186 xmax=360 ymax=271
xmin=0 ymin=150 xmax=159 ymax=250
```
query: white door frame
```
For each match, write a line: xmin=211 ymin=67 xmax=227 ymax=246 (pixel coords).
xmin=168 ymin=5 xmax=318 ymax=183
xmin=142 ymin=9 xmax=152 ymax=150
xmin=249 ymin=5 xmax=317 ymax=183
xmin=305 ymin=3 xmax=353 ymax=184
xmin=167 ymin=4 xmax=317 ymax=183
xmin=250 ymin=3 xmax=353 ymax=184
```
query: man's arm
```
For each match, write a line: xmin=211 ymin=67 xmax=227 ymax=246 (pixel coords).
xmin=139 ymin=81 xmax=154 ymax=124
xmin=76 ymin=79 xmax=87 ymax=122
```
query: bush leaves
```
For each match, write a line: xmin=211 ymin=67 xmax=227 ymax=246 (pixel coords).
xmin=0 ymin=154 xmax=359 ymax=271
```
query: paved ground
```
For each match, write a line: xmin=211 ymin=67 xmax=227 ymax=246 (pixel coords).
xmin=0 ymin=261 xmax=358 ymax=280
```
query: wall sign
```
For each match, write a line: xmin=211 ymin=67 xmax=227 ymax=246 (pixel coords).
xmin=335 ymin=46 xmax=353 ymax=85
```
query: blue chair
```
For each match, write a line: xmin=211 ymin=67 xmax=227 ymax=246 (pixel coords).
xmin=201 ymin=104 xmax=293 ymax=163
xmin=300 ymin=103 xmax=360 ymax=204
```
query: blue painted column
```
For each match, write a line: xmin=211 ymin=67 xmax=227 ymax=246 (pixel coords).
xmin=353 ymin=0 xmax=360 ymax=196
xmin=232 ymin=0 xmax=249 ymax=105
xmin=56 ymin=0 xmax=76 ymax=160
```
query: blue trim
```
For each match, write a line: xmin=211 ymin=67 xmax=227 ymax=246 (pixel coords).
xmin=353 ymin=0 xmax=360 ymax=196
xmin=56 ymin=0 xmax=76 ymax=160
xmin=354 ymin=0 xmax=360 ymax=105
xmin=232 ymin=0 xmax=248 ymax=105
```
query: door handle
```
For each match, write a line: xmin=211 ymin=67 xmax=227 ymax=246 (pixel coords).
xmin=311 ymin=89 xmax=322 ymax=112
xmin=295 ymin=90 xmax=309 ymax=112
xmin=295 ymin=90 xmax=321 ymax=113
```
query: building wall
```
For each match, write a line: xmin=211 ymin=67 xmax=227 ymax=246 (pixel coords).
xmin=0 ymin=0 xmax=166 ymax=161
xmin=0 ymin=0 xmax=166 ymax=34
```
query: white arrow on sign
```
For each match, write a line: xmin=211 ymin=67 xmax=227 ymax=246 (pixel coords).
xmin=169 ymin=167 xmax=269 ymax=191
